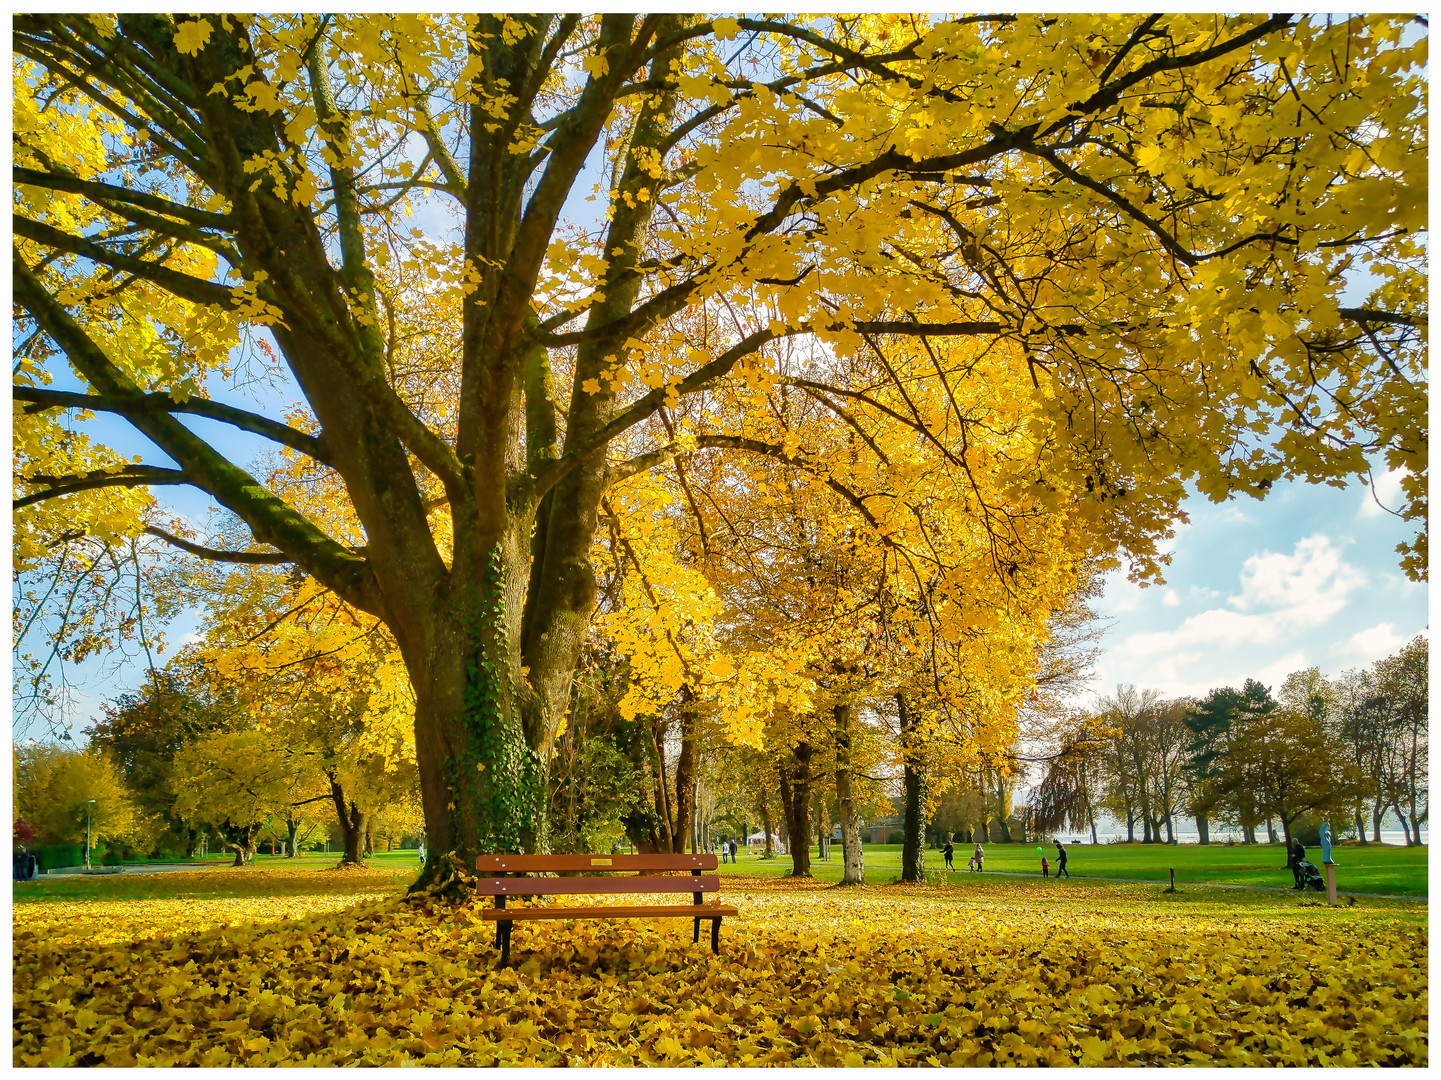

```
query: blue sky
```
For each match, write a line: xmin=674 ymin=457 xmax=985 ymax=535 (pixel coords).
xmin=1087 ymin=468 xmax=1427 ymax=704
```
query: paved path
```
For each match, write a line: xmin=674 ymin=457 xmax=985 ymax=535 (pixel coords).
xmin=28 ymin=862 xmax=216 ymax=879
xmin=955 ymin=869 xmax=1426 ymax=903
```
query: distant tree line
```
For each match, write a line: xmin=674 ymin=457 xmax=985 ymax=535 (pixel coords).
xmin=12 ymin=667 xmax=424 ymax=867
xmin=1028 ymin=636 xmax=1427 ymax=849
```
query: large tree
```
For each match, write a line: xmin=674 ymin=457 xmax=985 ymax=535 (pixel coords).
xmin=14 ymin=15 xmax=1427 ymax=882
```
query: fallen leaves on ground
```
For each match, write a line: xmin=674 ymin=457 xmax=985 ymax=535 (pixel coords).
xmin=12 ymin=871 xmax=1426 ymax=1066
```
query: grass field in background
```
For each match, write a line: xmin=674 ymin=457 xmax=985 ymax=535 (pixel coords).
xmin=714 ymin=840 xmax=1428 ymax=896
xmin=22 ymin=839 xmax=1426 ymax=900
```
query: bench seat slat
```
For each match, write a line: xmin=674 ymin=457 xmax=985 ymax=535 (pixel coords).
xmin=483 ymin=903 xmax=739 ymax=922
xmin=476 ymin=853 xmax=716 ymax=873
xmin=474 ymin=874 xmax=717 ymax=897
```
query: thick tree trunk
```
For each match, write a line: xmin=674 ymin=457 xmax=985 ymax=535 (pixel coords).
xmin=345 ymin=805 xmax=369 ymax=863
xmin=286 ymin=817 xmax=300 ymax=858
xmin=651 ymin=721 xmax=674 ymax=853
xmin=995 ymin=772 xmax=1013 ymax=843
xmin=1088 ymin=814 xmax=1098 ymax=846
xmin=779 ymin=743 xmax=814 ymax=877
xmin=1354 ymin=806 xmax=1368 ymax=845
xmin=757 ymin=793 xmax=774 ymax=859
xmin=1125 ymin=809 xmax=1135 ymax=843
xmin=1394 ymin=806 xmax=1412 ymax=845
xmin=364 ymin=819 xmax=374 ymax=858
xmin=223 ymin=824 xmax=258 ymax=867
xmin=1372 ymin=797 xmax=1384 ymax=842
xmin=814 ymin=791 xmax=831 ymax=861
xmin=1196 ymin=813 xmax=1210 ymax=845
xmin=328 ymin=773 xmax=369 ymax=865
xmin=185 ymin=827 xmax=202 ymax=860
xmin=407 ymin=572 xmax=551 ymax=893
xmin=834 ymin=704 xmax=866 ymax=886
xmin=1265 ymin=819 xmax=1277 ymax=844
xmin=897 ymin=693 xmax=925 ymax=882
xmin=900 ymin=757 xmax=926 ymax=882
xmin=670 ymin=695 xmax=697 ymax=855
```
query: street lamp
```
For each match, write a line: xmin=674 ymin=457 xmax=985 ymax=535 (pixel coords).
xmin=85 ymin=799 xmax=96 ymax=869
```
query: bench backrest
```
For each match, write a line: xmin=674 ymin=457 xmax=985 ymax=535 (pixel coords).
xmin=473 ymin=852 xmax=719 ymax=898
xmin=476 ymin=853 xmax=716 ymax=873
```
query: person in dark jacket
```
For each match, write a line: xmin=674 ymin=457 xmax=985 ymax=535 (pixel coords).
xmin=943 ymin=840 xmax=955 ymax=870
xmin=1289 ymin=837 xmax=1306 ymax=888
xmin=1053 ymin=840 xmax=1070 ymax=879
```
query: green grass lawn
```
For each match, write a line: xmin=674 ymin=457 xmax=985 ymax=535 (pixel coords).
xmin=14 ymin=851 xmax=417 ymax=904
xmin=717 ymin=840 xmax=1429 ymax=897
xmin=21 ymin=840 xmax=1425 ymax=903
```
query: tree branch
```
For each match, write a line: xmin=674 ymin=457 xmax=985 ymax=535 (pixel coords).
xmin=13 ymin=466 xmax=191 ymax=509
xmin=143 ymin=525 xmax=292 ymax=565
xmin=14 ymin=166 xmax=233 ymax=230
xmin=13 ymin=214 xmax=236 ymax=306
xmin=13 ymin=387 xmax=333 ymax=466
xmin=13 ymin=255 xmax=379 ymax=612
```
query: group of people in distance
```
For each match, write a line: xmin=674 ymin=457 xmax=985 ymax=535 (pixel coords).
xmin=940 ymin=838 xmax=1071 ymax=879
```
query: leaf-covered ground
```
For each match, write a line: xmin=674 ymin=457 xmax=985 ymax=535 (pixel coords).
xmin=13 ymin=866 xmax=1426 ymax=1066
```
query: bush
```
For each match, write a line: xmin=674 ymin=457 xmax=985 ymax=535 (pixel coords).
xmin=101 ymin=847 xmax=123 ymax=867
xmin=887 ymin=831 xmax=905 ymax=845
xmin=1291 ymin=817 xmax=1347 ymax=847
xmin=34 ymin=843 xmax=84 ymax=871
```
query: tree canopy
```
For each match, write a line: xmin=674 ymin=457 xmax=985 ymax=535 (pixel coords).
xmin=13 ymin=14 xmax=1427 ymax=874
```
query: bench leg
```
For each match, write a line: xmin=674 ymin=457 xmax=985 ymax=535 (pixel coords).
xmin=693 ymin=916 xmax=701 ymax=944
xmin=499 ymin=921 xmax=513 ymax=968
xmin=711 ymin=917 xmax=721 ymax=955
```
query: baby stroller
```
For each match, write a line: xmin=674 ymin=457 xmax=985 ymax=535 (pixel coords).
xmin=1293 ymin=859 xmax=1325 ymax=892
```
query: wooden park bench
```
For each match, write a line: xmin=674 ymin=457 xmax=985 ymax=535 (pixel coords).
xmin=474 ymin=852 xmax=738 ymax=967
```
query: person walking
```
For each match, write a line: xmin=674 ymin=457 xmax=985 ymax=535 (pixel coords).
xmin=729 ymin=838 xmax=738 ymax=864
xmin=972 ymin=842 xmax=984 ymax=872
xmin=1288 ymin=836 xmax=1306 ymax=889
xmin=1053 ymin=840 xmax=1070 ymax=879
xmin=943 ymin=839 xmax=955 ymax=871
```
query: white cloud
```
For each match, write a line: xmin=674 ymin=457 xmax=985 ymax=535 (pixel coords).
xmin=1098 ymin=576 xmax=1151 ymax=614
xmin=159 ymin=630 xmax=205 ymax=657
xmin=1331 ymin=623 xmax=1408 ymax=665
xmin=1105 ymin=535 xmax=1364 ymax=672
xmin=1358 ymin=467 xmax=1409 ymax=520
xmin=1229 ymin=534 xmax=1364 ymax=621
xmin=1211 ymin=504 xmax=1254 ymax=525
xmin=1113 ymin=608 xmax=1282 ymax=661
xmin=1161 ymin=589 xmax=1181 ymax=607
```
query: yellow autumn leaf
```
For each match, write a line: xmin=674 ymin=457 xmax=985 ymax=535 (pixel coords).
xmin=172 ymin=18 xmax=212 ymax=56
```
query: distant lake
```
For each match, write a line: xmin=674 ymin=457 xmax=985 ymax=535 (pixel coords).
xmin=1053 ymin=829 xmax=1426 ymax=847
